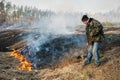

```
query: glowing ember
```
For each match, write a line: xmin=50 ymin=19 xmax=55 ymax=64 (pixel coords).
xmin=10 ymin=50 xmax=32 ymax=71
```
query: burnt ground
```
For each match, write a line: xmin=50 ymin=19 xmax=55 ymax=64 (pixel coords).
xmin=0 ymin=26 xmax=120 ymax=80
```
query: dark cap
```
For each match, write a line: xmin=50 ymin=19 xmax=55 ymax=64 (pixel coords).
xmin=81 ymin=15 xmax=89 ymax=22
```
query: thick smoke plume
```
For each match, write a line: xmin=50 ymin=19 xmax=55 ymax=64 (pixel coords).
xmin=27 ymin=13 xmax=82 ymax=51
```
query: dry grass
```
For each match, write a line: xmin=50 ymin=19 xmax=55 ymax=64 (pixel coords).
xmin=0 ymin=26 xmax=120 ymax=80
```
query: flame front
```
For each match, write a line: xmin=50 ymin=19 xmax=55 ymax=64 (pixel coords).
xmin=10 ymin=50 xmax=32 ymax=71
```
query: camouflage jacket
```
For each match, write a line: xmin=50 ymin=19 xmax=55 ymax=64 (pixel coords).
xmin=86 ymin=18 xmax=104 ymax=44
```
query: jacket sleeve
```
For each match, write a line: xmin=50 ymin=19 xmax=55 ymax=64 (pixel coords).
xmin=86 ymin=31 xmax=89 ymax=42
xmin=86 ymin=26 xmax=90 ymax=43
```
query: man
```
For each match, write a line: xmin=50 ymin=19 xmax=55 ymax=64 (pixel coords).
xmin=81 ymin=15 xmax=104 ymax=66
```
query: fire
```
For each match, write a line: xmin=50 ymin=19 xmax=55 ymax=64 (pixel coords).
xmin=10 ymin=50 xmax=32 ymax=71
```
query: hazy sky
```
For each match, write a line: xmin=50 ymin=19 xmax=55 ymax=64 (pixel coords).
xmin=7 ymin=0 xmax=120 ymax=13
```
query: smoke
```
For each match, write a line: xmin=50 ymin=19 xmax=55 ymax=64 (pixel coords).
xmin=26 ymin=13 xmax=82 ymax=51
xmin=20 ymin=13 xmax=86 ymax=68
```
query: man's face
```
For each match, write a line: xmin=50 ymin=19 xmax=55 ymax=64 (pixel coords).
xmin=82 ymin=20 xmax=88 ymax=24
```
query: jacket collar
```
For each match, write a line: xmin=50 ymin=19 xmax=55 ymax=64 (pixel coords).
xmin=87 ymin=18 xmax=93 ymax=26
xmin=88 ymin=18 xmax=93 ymax=23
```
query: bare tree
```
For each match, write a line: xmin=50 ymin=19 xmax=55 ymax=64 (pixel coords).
xmin=0 ymin=0 xmax=5 ymax=24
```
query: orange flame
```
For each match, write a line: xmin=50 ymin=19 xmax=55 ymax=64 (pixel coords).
xmin=10 ymin=50 xmax=32 ymax=71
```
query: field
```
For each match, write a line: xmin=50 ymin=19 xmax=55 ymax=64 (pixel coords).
xmin=0 ymin=26 xmax=120 ymax=80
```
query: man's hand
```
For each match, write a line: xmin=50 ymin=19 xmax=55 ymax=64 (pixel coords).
xmin=86 ymin=42 xmax=89 ymax=47
xmin=90 ymin=32 xmax=93 ymax=37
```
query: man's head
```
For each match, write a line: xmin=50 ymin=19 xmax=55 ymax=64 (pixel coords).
xmin=81 ymin=15 xmax=89 ymax=24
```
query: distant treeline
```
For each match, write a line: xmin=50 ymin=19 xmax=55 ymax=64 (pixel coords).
xmin=0 ymin=0 xmax=55 ymax=24
xmin=0 ymin=0 xmax=119 ymax=27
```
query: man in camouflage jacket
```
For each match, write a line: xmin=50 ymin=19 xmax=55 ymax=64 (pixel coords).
xmin=81 ymin=15 xmax=104 ymax=66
